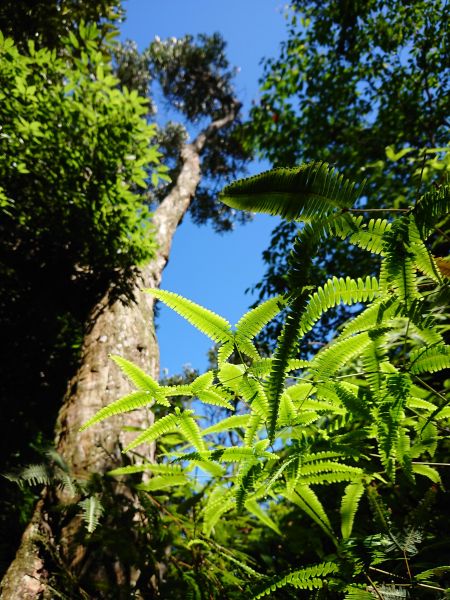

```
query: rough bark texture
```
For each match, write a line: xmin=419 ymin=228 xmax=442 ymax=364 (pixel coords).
xmin=1 ymin=107 xmax=238 ymax=599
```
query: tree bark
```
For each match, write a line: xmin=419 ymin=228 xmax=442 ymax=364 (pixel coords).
xmin=0 ymin=106 xmax=239 ymax=599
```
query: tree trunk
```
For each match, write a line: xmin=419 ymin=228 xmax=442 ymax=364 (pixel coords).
xmin=0 ymin=107 xmax=238 ymax=599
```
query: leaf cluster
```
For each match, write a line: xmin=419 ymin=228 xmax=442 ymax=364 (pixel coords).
xmin=83 ymin=163 xmax=450 ymax=596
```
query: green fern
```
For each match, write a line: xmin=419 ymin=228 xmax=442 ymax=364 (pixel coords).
xmin=412 ymin=185 xmax=450 ymax=239
xmin=299 ymin=276 xmax=379 ymax=336
xmin=79 ymin=390 xmax=163 ymax=432
xmin=219 ymin=162 xmax=361 ymax=221
xmin=123 ymin=412 xmax=180 ymax=452
xmin=110 ymin=355 xmax=163 ymax=398
xmin=235 ymin=295 xmax=285 ymax=351
xmin=136 ymin=474 xmax=188 ymax=491
xmin=283 ymin=484 xmax=336 ymax=540
xmin=78 ymin=495 xmax=103 ymax=534
xmin=107 ymin=463 xmax=184 ymax=477
xmin=409 ymin=344 xmax=450 ymax=374
xmin=146 ymin=288 xmax=233 ymax=345
xmin=253 ymin=561 xmax=339 ymax=598
xmin=245 ymin=497 xmax=281 ymax=535
xmin=340 ymin=481 xmax=365 ymax=539
xmin=202 ymin=414 xmax=250 ymax=435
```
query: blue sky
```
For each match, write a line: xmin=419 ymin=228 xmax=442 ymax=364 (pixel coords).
xmin=120 ymin=1 xmax=287 ymax=374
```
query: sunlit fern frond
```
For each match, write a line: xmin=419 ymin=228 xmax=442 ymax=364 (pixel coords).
xmin=299 ymin=275 xmax=379 ymax=336
xmin=136 ymin=473 xmax=189 ymax=491
xmin=252 ymin=561 xmax=339 ymax=598
xmin=340 ymin=481 xmax=365 ymax=539
xmin=146 ymin=288 xmax=233 ymax=345
xmin=79 ymin=390 xmax=161 ymax=432
xmin=409 ymin=343 xmax=450 ymax=374
xmin=235 ymin=295 xmax=285 ymax=341
xmin=110 ymin=355 xmax=163 ymax=397
xmin=283 ymin=484 xmax=335 ymax=540
xmin=78 ymin=495 xmax=103 ymax=534
xmin=203 ymin=414 xmax=250 ymax=436
xmin=123 ymin=412 xmax=180 ymax=452
xmin=107 ymin=462 xmax=184 ymax=477
xmin=245 ymin=497 xmax=281 ymax=535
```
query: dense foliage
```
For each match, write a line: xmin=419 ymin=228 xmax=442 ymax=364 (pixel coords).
xmin=83 ymin=163 xmax=450 ymax=597
xmin=0 ymin=22 xmax=168 ymax=573
xmin=242 ymin=0 xmax=450 ymax=344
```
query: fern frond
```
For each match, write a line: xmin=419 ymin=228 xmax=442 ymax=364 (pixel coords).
xmin=245 ymin=497 xmax=281 ymax=535
xmin=412 ymin=185 xmax=450 ymax=239
xmin=190 ymin=371 xmax=215 ymax=393
xmin=236 ymin=462 xmax=263 ymax=512
xmin=217 ymin=341 xmax=234 ymax=366
xmin=300 ymin=276 xmax=379 ymax=336
xmin=344 ymin=587 xmax=377 ymax=599
xmin=5 ymin=464 xmax=52 ymax=487
xmin=411 ymin=463 xmax=441 ymax=483
xmin=239 ymin=376 xmax=268 ymax=417
xmin=219 ymin=162 xmax=360 ymax=221
xmin=310 ymin=330 xmax=378 ymax=379
xmin=340 ymin=297 xmax=398 ymax=339
xmin=382 ymin=217 xmax=418 ymax=305
xmin=244 ymin=413 xmax=263 ymax=447
xmin=253 ymin=561 xmax=339 ymax=598
xmin=376 ymin=374 xmax=411 ymax=480
xmin=350 ymin=217 xmax=391 ymax=255
xmin=178 ymin=412 xmax=206 ymax=452
xmin=110 ymin=355 xmax=163 ymax=398
xmin=196 ymin=389 xmax=234 ymax=410
xmin=146 ymin=288 xmax=233 ymax=345
xmin=107 ymin=463 xmax=184 ymax=477
xmin=298 ymin=461 xmax=363 ymax=477
xmin=409 ymin=344 xmax=450 ymax=374
xmin=217 ymin=362 xmax=245 ymax=392
xmin=266 ymin=295 xmax=307 ymax=440
xmin=340 ymin=481 xmax=365 ymax=539
xmin=136 ymin=474 xmax=188 ymax=491
xmin=123 ymin=413 xmax=179 ymax=452
xmin=235 ymin=295 xmax=285 ymax=350
xmin=202 ymin=487 xmax=235 ymax=535
xmin=284 ymin=484 xmax=335 ymax=540
xmin=79 ymin=496 xmax=103 ymax=533
xmin=160 ymin=384 xmax=192 ymax=397
xmin=415 ymin=565 xmax=450 ymax=581
xmin=79 ymin=390 xmax=158 ymax=432
xmin=203 ymin=414 xmax=250 ymax=436
xmin=333 ymin=383 xmax=370 ymax=419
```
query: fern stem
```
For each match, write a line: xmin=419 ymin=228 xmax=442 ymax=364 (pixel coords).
xmin=365 ymin=573 xmax=385 ymax=600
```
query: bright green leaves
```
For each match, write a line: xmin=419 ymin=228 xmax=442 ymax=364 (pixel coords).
xmin=0 ymin=30 xmax=161 ymax=276
xmin=79 ymin=163 xmax=449 ymax=594
xmin=146 ymin=289 xmax=233 ymax=346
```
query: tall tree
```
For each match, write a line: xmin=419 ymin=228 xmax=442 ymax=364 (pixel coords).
xmin=244 ymin=0 xmax=449 ymax=341
xmin=0 ymin=19 xmax=246 ymax=600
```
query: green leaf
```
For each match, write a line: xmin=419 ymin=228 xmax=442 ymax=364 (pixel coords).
xmin=79 ymin=391 xmax=157 ymax=432
xmin=123 ymin=413 xmax=179 ymax=452
xmin=146 ymin=288 xmax=233 ymax=345
xmin=340 ymin=481 xmax=365 ymax=539
xmin=110 ymin=355 xmax=166 ymax=403
xmin=220 ymin=162 xmax=360 ymax=222
xmin=136 ymin=474 xmax=188 ymax=491
xmin=79 ymin=496 xmax=103 ymax=533
xmin=411 ymin=464 xmax=441 ymax=483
